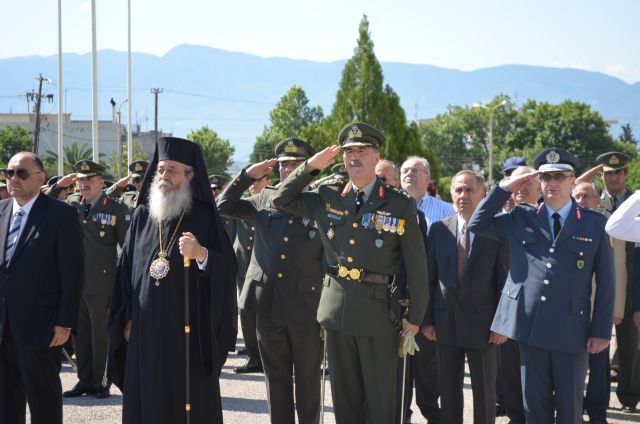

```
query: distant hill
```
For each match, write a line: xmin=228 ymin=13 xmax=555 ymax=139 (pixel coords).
xmin=1 ymin=44 xmax=638 ymax=163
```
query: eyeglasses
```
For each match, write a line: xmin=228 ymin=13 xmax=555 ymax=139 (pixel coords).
xmin=540 ymin=173 xmax=573 ymax=183
xmin=400 ymin=167 xmax=427 ymax=175
xmin=6 ymin=169 xmax=42 ymax=180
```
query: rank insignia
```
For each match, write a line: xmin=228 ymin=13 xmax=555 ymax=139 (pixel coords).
xmin=327 ymin=227 xmax=335 ymax=240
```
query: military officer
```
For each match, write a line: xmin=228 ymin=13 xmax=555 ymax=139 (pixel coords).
xmin=105 ymin=160 xmax=148 ymax=209
xmin=217 ymin=138 xmax=324 ymax=424
xmin=63 ymin=160 xmax=130 ymax=399
xmin=468 ymin=147 xmax=615 ymax=424
xmin=272 ymin=123 xmax=428 ymax=424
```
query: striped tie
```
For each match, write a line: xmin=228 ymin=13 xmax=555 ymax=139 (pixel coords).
xmin=5 ymin=209 xmax=24 ymax=263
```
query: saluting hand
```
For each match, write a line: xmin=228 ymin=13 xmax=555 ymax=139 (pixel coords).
xmin=49 ymin=326 xmax=71 ymax=347
xmin=575 ymin=164 xmax=604 ymax=185
xmin=306 ymin=145 xmax=342 ymax=171
xmin=502 ymin=171 xmax=539 ymax=193
xmin=179 ymin=232 xmax=207 ymax=262
xmin=116 ymin=175 xmax=131 ymax=188
xmin=246 ymin=159 xmax=278 ymax=180
xmin=56 ymin=173 xmax=77 ymax=188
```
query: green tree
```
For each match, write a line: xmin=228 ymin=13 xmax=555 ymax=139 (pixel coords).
xmin=251 ymin=85 xmax=325 ymax=162
xmin=0 ymin=126 xmax=32 ymax=166
xmin=107 ymin=140 xmax=149 ymax=178
xmin=619 ymin=123 xmax=637 ymax=144
xmin=42 ymin=142 xmax=107 ymax=176
xmin=324 ymin=15 xmax=428 ymax=166
xmin=188 ymin=125 xmax=235 ymax=176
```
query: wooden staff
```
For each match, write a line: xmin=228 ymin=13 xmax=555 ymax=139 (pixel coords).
xmin=184 ymin=255 xmax=191 ymax=424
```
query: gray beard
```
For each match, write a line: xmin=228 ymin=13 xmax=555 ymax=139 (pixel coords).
xmin=148 ymin=179 xmax=193 ymax=223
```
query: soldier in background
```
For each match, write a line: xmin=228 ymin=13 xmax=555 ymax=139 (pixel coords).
xmin=106 ymin=160 xmax=149 ymax=209
xmin=231 ymin=173 xmax=269 ymax=373
xmin=218 ymin=138 xmax=324 ymax=423
xmin=0 ymin=170 xmax=10 ymax=200
xmin=63 ymin=160 xmax=130 ymax=399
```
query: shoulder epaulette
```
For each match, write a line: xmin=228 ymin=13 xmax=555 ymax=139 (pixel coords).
xmin=385 ymin=185 xmax=412 ymax=200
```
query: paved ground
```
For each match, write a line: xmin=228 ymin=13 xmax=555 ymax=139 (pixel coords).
xmin=44 ymin=330 xmax=640 ymax=423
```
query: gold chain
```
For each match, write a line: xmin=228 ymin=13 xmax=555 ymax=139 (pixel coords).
xmin=157 ymin=211 xmax=186 ymax=258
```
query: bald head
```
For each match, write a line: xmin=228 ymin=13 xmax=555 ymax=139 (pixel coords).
xmin=572 ymin=182 xmax=600 ymax=209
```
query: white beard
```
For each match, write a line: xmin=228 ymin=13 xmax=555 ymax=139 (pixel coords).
xmin=148 ymin=178 xmax=193 ymax=223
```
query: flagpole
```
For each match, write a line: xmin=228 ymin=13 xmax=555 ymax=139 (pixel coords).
xmin=57 ymin=0 xmax=64 ymax=174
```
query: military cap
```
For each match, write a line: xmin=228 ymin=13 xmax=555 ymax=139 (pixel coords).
xmin=338 ymin=122 xmax=385 ymax=149
xmin=0 ymin=169 xmax=6 ymax=188
xmin=502 ymin=156 xmax=527 ymax=174
xmin=597 ymin=151 xmax=630 ymax=172
xmin=533 ymin=148 xmax=579 ymax=173
xmin=209 ymin=174 xmax=229 ymax=189
xmin=47 ymin=175 xmax=62 ymax=186
xmin=331 ymin=163 xmax=347 ymax=175
xmin=274 ymin=138 xmax=316 ymax=162
xmin=129 ymin=160 xmax=149 ymax=178
xmin=75 ymin=160 xmax=106 ymax=178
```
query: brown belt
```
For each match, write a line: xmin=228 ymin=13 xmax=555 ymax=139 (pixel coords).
xmin=327 ymin=265 xmax=395 ymax=286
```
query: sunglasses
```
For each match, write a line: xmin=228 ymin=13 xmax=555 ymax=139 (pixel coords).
xmin=6 ymin=169 xmax=42 ymax=180
xmin=540 ymin=173 xmax=573 ymax=183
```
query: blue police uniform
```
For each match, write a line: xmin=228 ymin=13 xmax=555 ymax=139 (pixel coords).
xmin=468 ymin=148 xmax=615 ymax=424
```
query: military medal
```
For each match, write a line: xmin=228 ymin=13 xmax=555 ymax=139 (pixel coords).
xmin=390 ymin=218 xmax=397 ymax=233
xmin=327 ymin=226 xmax=335 ymax=240
xmin=303 ymin=217 xmax=310 ymax=227
xmin=149 ymin=211 xmax=185 ymax=286
xmin=383 ymin=216 xmax=391 ymax=232
xmin=362 ymin=213 xmax=370 ymax=228
xmin=375 ymin=215 xmax=384 ymax=231
xmin=397 ymin=219 xmax=405 ymax=236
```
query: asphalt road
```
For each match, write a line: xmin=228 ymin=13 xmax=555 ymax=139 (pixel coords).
xmin=41 ymin=330 xmax=640 ymax=423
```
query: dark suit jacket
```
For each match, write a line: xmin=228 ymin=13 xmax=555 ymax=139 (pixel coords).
xmin=425 ymin=214 xmax=508 ymax=348
xmin=0 ymin=193 xmax=84 ymax=349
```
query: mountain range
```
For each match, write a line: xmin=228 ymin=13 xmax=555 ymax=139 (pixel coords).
xmin=1 ymin=44 xmax=638 ymax=162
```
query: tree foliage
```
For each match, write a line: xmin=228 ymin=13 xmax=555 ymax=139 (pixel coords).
xmin=42 ymin=142 xmax=108 ymax=177
xmin=324 ymin=15 xmax=428 ymax=167
xmin=188 ymin=125 xmax=235 ymax=176
xmin=107 ymin=140 xmax=149 ymax=178
xmin=619 ymin=123 xmax=637 ymax=145
xmin=0 ymin=126 xmax=33 ymax=166
xmin=250 ymin=86 xmax=325 ymax=162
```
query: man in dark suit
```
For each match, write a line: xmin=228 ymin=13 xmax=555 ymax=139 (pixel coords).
xmin=0 ymin=151 xmax=84 ymax=424
xmin=217 ymin=138 xmax=324 ymax=424
xmin=422 ymin=170 xmax=508 ymax=424
xmin=469 ymin=148 xmax=614 ymax=423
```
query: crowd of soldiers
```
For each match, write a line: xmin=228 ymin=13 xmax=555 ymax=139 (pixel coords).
xmin=0 ymin=121 xmax=638 ymax=424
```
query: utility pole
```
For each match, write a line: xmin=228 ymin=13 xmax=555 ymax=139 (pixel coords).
xmin=150 ymin=88 xmax=163 ymax=142
xmin=27 ymin=75 xmax=53 ymax=154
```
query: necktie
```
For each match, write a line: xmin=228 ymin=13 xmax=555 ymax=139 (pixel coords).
xmin=552 ymin=212 xmax=561 ymax=240
xmin=5 ymin=209 xmax=24 ymax=263
xmin=84 ymin=203 xmax=91 ymax=219
xmin=457 ymin=222 xmax=469 ymax=286
xmin=355 ymin=190 xmax=365 ymax=213
xmin=612 ymin=196 xmax=619 ymax=212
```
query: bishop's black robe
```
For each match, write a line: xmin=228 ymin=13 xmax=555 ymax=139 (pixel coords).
xmin=108 ymin=200 xmax=237 ymax=423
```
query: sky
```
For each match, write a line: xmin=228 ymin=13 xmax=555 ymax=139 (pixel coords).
xmin=1 ymin=0 xmax=639 ymax=84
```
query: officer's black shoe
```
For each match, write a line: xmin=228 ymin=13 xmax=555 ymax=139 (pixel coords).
xmin=622 ymin=404 xmax=638 ymax=413
xmin=62 ymin=383 xmax=96 ymax=398
xmin=94 ymin=385 xmax=111 ymax=399
xmin=233 ymin=363 xmax=263 ymax=374
xmin=236 ymin=348 xmax=248 ymax=355
xmin=495 ymin=403 xmax=507 ymax=417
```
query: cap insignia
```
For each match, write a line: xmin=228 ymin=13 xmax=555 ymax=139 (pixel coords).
xmin=609 ymin=155 xmax=619 ymax=165
xmin=348 ymin=125 xmax=363 ymax=139
xmin=80 ymin=162 xmax=90 ymax=171
xmin=284 ymin=141 xmax=298 ymax=153
xmin=546 ymin=150 xmax=560 ymax=164
xmin=134 ymin=163 xmax=143 ymax=172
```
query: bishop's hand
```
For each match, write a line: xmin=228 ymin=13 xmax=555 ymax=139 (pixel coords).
xmin=179 ymin=232 xmax=207 ymax=262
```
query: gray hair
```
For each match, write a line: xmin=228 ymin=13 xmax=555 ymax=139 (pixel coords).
xmin=403 ymin=156 xmax=431 ymax=176
xmin=573 ymin=181 xmax=600 ymax=198
xmin=378 ymin=159 xmax=400 ymax=181
xmin=451 ymin=170 xmax=485 ymax=192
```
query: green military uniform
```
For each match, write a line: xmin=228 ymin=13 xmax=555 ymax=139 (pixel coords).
xmin=218 ymin=138 xmax=324 ymax=424
xmin=312 ymin=162 xmax=348 ymax=188
xmin=105 ymin=160 xmax=148 ymax=209
xmin=65 ymin=160 xmax=130 ymax=397
xmin=597 ymin=152 xmax=640 ymax=410
xmin=211 ymin=174 xmax=236 ymax=240
xmin=273 ymin=123 xmax=428 ymax=424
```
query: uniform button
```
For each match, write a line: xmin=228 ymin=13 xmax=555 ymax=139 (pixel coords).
xmin=347 ymin=257 xmax=353 ymax=263
xmin=247 ymin=246 xmax=252 ymax=250
xmin=103 ymin=270 xmax=107 ymax=274
xmin=249 ymin=236 xmax=253 ymax=241
xmin=288 ymin=219 xmax=293 ymax=224
xmin=277 ymin=273 xmax=283 ymax=278
xmin=311 ymin=286 xmax=316 ymax=291
xmin=543 ymin=279 xmax=550 ymax=285
xmin=541 ymin=296 xmax=547 ymax=301
xmin=280 ymin=254 xmax=286 ymax=260
xmin=522 ymin=240 xmax=526 ymax=245
xmin=546 ymin=263 xmax=552 ymax=269
xmin=549 ymin=248 xmax=554 ymax=253
xmin=349 ymin=239 xmax=356 ymax=245
xmin=283 ymin=236 xmax=289 ymax=242
xmin=251 ymin=226 xmax=255 ymax=231
xmin=352 ymin=223 xmax=358 ymax=228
